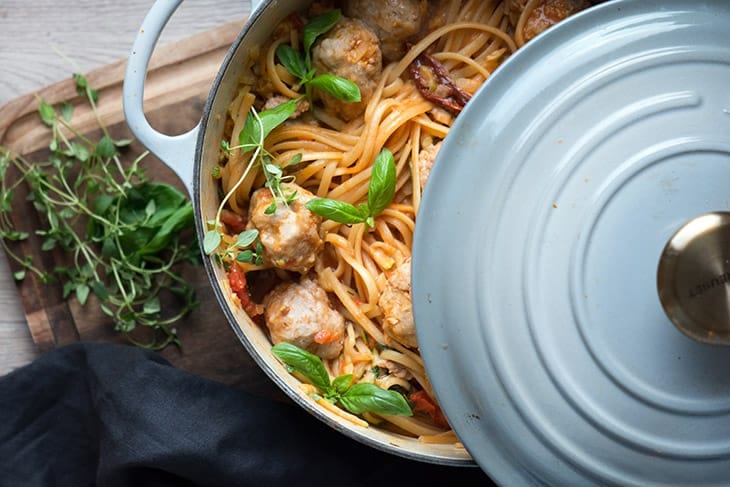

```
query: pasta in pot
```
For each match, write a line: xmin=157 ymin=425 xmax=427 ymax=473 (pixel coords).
xmin=208 ymin=0 xmax=590 ymax=443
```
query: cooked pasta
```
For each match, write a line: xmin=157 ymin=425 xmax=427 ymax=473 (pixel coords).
xmin=210 ymin=0 xmax=593 ymax=443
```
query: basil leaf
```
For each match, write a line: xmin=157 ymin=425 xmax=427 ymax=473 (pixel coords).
xmin=303 ymin=9 xmax=341 ymax=57
xmin=309 ymin=74 xmax=361 ymax=102
xmin=137 ymin=204 xmax=194 ymax=255
xmin=332 ymin=374 xmax=353 ymax=395
xmin=339 ymin=383 xmax=413 ymax=416
xmin=239 ymin=100 xmax=299 ymax=150
xmin=259 ymin=99 xmax=299 ymax=137
xmin=276 ymin=44 xmax=308 ymax=80
xmin=305 ymin=198 xmax=367 ymax=225
xmin=271 ymin=342 xmax=331 ymax=392
xmin=367 ymin=148 xmax=396 ymax=217
xmin=145 ymin=200 xmax=157 ymax=219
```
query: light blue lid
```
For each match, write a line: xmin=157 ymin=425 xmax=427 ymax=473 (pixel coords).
xmin=412 ymin=0 xmax=730 ymax=484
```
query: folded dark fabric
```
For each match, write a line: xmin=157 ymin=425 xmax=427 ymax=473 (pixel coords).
xmin=0 ymin=343 xmax=493 ymax=487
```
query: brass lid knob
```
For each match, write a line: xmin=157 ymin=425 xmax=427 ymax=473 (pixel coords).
xmin=658 ymin=212 xmax=730 ymax=345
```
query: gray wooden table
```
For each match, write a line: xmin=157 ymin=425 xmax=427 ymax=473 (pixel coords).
xmin=0 ymin=0 xmax=251 ymax=375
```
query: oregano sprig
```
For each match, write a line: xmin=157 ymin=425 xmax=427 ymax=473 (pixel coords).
xmin=0 ymin=73 xmax=198 ymax=350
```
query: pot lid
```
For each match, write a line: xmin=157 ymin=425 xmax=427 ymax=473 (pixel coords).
xmin=412 ymin=0 xmax=730 ymax=484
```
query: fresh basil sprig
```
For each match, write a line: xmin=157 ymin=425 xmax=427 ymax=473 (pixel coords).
xmin=306 ymin=148 xmax=396 ymax=227
xmin=307 ymin=74 xmax=361 ymax=103
xmin=276 ymin=9 xmax=361 ymax=104
xmin=272 ymin=342 xmax=332 ymax=391
xmin=271 ymin=342 xmax=412 ymax=417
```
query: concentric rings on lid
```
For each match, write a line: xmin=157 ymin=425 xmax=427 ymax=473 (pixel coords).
xmin=413 ymin=0 xmax=730 ymax=484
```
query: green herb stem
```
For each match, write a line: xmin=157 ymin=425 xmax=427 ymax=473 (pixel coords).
xmin=212 ymin=108 xmax=266 ymax=239
xmin=0 ymin=73 xmax=198 ymax=349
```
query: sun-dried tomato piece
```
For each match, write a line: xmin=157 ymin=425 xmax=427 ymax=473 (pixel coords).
xmin=409 ymin=48 xmax=471 ymax=113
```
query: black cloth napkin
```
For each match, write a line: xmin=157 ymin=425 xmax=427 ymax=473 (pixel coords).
xmin=0 ymin=342 xmax=494 ymax=486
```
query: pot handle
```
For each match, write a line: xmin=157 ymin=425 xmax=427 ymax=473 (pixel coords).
xmin=123 ymin=0 xmax=198 ymax=195
xmin=124 ymin=0 xmax=263 ymax=195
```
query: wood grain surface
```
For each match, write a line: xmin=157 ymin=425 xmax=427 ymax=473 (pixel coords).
xmin=0 ymin=0 xmax=251 ymax=376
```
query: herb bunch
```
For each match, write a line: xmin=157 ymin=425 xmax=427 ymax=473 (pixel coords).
xmin=272 ymin=342 xmax=413 ymax=417
xmin=0 ymin=74 xmax=199 ymax=350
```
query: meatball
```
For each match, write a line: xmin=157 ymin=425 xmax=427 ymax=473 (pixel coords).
xmin=418 ymin=140 xmax=442 ymax=191
xmin=507 ymin=0 xmax=528 ymax=26
xmin=344 ymin=0 xmax=428 ymax=62
xmin=264 ymin=276 xmax=345 ymax=359
xmin=311 ymin=17 xmax=382 ymax=121
xmin=378 ymin=258 xmax=418 ymax=348
xmin=248 ymin=183 xmax=323 ymax=273
xmin=509 ymin=0 xmax=593 ymax=43
xmin=425 ymin=0 xmax=451 ymax=32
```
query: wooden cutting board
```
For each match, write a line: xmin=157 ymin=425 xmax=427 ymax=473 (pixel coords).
xmin=0 ymin=19 xmax=287 ymax=402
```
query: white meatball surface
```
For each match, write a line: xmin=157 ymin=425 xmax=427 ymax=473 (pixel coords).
xmin=378 ymin=258 xmax=418 ymax=348
xmin=344 ymin=0 xmax=428 ymax=62
xmin=311 ymin=17 xmax=382 ymax=121
xmin=264 ymin=277 xmax=346 ymax=359
xmin=248 ymin=183 xmax=323 ymax=274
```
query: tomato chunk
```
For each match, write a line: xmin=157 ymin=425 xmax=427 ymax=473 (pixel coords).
xmin=220 ymin=208 xmax=248 ymax=234
xmin=409 ymin=390 xmax=450 ymax=429
xmin=313 ymin=329 xmax=340 ymax=345
xmin=227 ymin=265 xmax=262 ymax=318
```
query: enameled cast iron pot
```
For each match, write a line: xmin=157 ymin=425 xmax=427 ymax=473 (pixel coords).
xmin=127 ymin=0 xmax=730 ymax=483
xmin=123 ymin=0 xmax=473 ymax=466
